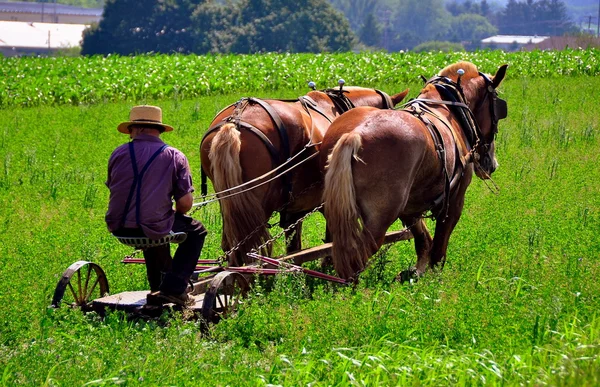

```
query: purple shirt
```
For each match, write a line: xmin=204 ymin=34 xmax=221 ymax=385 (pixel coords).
xmin=105 ymin=134 xmax=194 ymax=240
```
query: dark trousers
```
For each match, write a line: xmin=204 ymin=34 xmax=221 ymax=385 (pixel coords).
xmin=116 ymin=213 xmax=207 ymax=294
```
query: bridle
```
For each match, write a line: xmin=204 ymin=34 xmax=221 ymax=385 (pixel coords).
xmin=416 ymin=71 xmax=507 ymax=162
xmin=477 ymin=71 xmax=508 ymax=139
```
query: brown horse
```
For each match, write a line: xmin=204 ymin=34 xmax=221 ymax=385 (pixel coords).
xmin=200 ymin=86 xmax=409 ymax=266
xmin=321 ymin=62 xmax=508 ymax=281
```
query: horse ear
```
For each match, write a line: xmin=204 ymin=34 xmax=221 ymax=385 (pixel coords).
xmin=391 ymin=88 xmax=409 ymax=106
xmin=492 ymin=64 xmax=508 ymax=88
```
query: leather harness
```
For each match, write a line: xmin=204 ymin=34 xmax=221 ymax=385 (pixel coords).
xmin=404 ymin=74 xmax=506 ymax=219
xmin=199 ymin=89 xmax=393 ymax=212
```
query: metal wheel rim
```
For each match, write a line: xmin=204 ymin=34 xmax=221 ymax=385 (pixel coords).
xmin=51 ymin=261 xmax=109 ymax=308
xmin=201 ymin=271 xmax=249 ymax=323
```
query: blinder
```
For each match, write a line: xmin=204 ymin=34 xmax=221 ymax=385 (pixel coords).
xmin=479 ymin=71 xmax=508 ymax=127
xmin=495 ymin=97 xmax=508 ymax=121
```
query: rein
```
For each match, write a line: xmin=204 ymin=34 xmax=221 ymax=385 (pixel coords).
xmin=192 ymin=146 xmax=321 ymax=208
xmin=397 ymin=72 xmax=504 ymax=216
xmin=198 ymin=87 xmax=395 ymax=205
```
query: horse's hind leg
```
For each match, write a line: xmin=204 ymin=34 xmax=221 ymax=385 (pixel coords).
xmin=396 ymin=217 xmax=432 ymax=282
xmin=429 ymin=177 xmax=470 ymax=269
xmin=360 ymin=210 xmax=399 ymax=265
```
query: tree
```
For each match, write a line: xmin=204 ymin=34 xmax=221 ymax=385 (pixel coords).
xmin=359 ymin=13 xmax=382 ymax=47
xmin=480 ymin=0 xmax=490 ymax=17
xmin=446 ymin=0 xmax=488 ymax=16
xmin=82 ymin=0 xmax=200 ymax=55
xmin=191 ymin=1 xmax=240 ymax=54
xmin=450 ymin=13 xmax=497 ymax=44
xmin=83 ymin=0 xmax=355 ymax=54
xmin=389 ymin=0 xmax=452 ymax=50
xmin=328 ymin=0 xmax=382 ymax=32
xmin=228 ymin=0 xmax=356 ymax=53
xmin=497 ymin=0 xmax=574 ymax=36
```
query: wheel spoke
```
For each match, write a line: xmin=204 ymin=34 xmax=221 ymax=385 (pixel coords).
xmin=85 ymin=276 xmax=100 ymax=302
xmin=216 ymin=293 xmax=225 ymax=310
xmin=67 ymin=282 xmax=79 ymax=304
xmin=203 ymin=273 xmax=248 ymax=323
xmin=223 ymin=288 xmax=230 ymax=309
xmin=83 ymin=265 xmax=92 ymax=299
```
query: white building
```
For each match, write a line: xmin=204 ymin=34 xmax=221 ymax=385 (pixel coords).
xmin=481 ymin=35 xmax=550 ymax=51
xmin=0 ymin=1 xmax=102 ymax=24
xmin=0 ymin=21 xmax=89 ymax=56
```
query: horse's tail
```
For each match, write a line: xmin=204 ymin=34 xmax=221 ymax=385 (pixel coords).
xmin=322 ymin=131 xmax=372 ymax=280
xmin=209 ymin=123 xmax=271 ymax=266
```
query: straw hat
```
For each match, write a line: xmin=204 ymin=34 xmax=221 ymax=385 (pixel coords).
xmin=117 ymin=105 xmax=174 ymax=134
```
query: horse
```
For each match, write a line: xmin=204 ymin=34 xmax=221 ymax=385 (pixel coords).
xmin=320 ymin=61 xmax=508 ymax=281
xmin=200 ymin=86 xmax=409 ymax=266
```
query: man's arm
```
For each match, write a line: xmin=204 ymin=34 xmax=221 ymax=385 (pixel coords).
xmin=175 ymin=192 xmax=193 ymax=214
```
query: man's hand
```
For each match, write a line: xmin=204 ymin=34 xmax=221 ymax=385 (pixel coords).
xmin=175 ymin=192 xmax=193 ymax=214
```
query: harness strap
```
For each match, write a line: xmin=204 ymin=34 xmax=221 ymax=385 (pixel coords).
xmin=409 ymin=100 xmax=469 ymax=168
xmin=246 ymin=98 xmax=295 ymax=209
xmin=375 ymin=89 xmax=394 ymax=109
xmin=249 ymin=98 xmax=290 ymax=163
xmin=120 ymin=142 xmax=168 ymax=228
xmin=407 ymin=105 xmax=452 ymax=218
xmin=200 ymin=120 xmax=279 ymax=196
xmin=433 ymin=84 xmax=478 ymax=148
xmin=299 ymin=95 xmax=333 ymax=123
xmin=324 ymin=89 xmax=355 ymax=113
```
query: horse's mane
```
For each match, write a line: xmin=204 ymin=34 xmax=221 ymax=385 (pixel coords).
xmin=438 ymin=61 xmax=479 ymax=81
xmin=421 ymin=61 xmax=480 ymax=95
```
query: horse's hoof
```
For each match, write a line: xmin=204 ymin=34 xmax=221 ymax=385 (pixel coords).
xmin=395 ymin=268 xmax=418 ymax=283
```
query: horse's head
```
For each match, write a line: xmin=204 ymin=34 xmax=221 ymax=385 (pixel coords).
xmin=438 ymin=62 xmax=508 ymax=179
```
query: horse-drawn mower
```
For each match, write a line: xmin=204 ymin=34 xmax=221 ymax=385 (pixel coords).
xmin=50 ymin=228 xmax=412 ymax=322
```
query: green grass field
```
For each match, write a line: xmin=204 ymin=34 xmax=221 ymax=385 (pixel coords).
xmin=0 ymin=69 xmax=599 ymax=385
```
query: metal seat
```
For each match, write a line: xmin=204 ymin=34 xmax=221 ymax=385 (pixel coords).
xmin=113 ymin=231 xmax=187 ymax=249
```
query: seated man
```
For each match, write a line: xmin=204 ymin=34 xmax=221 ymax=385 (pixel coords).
xmin=105 ymin=105 xmax=207 ymax=306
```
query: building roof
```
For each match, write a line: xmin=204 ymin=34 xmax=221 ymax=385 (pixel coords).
xmin=0 ymin=1 xmax=102 ymax=17
xmin=523 ymin=36 xmax=600 ymax=50
xmin=0 ymin=21 xmax=88 ymax=49
xmin=481 ymin=35 xmax=550 ymax=45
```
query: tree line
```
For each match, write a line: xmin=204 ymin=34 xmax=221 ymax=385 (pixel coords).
xmin=80 ymin=0 xmax=577 ymax=55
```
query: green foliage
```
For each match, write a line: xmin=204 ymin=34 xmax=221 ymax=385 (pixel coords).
xmin=446 ymin=0 xmax=489 ymax=17
xmin=389 ymin=0 xmax=452 ymax=50
xmin=0 ymin=53 xmax=600 ymax=384
xmin=328 ymin=0 xmax=382 ymax=31
xmin=2 ymin=50 xmax=600 ymax=108
xmin=217 ymin=0 xmax=356 ymax=53
xmin=359 ymin=13 xmax=382 ymax=47
xmin=82 ymin=0 xmax=355 ymax=55
xmin=191 ymin=1 xmax=240 ymax=54
xmin=81 ymin=0 xmax=198 ymax=55
xmin=450 ymin=13 xmax=498 ymax=44
xmin=499 ymin=0 xmax=575 ymax=36
xmin=413 ymin=41 xmax=465 ymax=52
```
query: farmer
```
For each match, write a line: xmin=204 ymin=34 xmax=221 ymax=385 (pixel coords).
xmin=105 ymin=105 xmax=206 ymax=307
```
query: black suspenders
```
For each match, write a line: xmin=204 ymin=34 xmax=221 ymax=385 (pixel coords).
xmin=120 ymin=142 xmax=168 ymax=228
